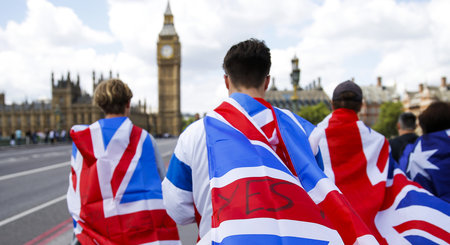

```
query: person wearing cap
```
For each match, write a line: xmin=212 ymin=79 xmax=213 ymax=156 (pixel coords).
xmin=308 ymin=80 xmax=450 ymax=244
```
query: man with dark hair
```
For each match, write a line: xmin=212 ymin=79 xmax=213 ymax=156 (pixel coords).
xmin=309 ymin=81 xmax=450 ymax=244
xmin=162 ymin=41 xmax=375 ymax=244
xmin=389 ymin=112 xmax=418 ymax=162
xmin=222 ymin=38 xmax=271 ymax=89
xmin=400 ymin=101 xmax=450 ymax=202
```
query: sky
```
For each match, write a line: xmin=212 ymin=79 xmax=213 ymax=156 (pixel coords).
xmin=0 ymin=0 xmax=449 ymax=114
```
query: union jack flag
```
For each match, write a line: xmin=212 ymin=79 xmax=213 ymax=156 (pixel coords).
xmin=204 ymin=94 xmax=376 ymax=245
xmin=67 ymin=117 xmax=180 ymax=245
xmin=309 ymin=109 xmax=450 ymax=244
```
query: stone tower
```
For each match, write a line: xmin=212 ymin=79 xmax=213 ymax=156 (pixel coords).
xmin=51 ymin=71 xmax=81 ymax=130
xmin=157 ymin=2 xmax=181 ymax=136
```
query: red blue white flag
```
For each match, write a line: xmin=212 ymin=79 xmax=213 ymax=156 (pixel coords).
xmin=309 ymin=109 xmax=450 ymax=244
xmin=399 ymin=129 xmax=450 ymax=202
xmin=204 ymin=94 xmax=377 ymax=245
xmin=67 ymin=117 xmax=180 ymax=245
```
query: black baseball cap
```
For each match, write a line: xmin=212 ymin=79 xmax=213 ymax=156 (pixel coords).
xmin=332 ymin=80 xmax=363 ymax=102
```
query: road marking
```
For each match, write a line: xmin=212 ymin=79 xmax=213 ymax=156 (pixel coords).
xmin=0 ymin=195 xmax=66 ymax=227
xmin=0 ymin=162 xmax=70 ymax=182
xmin=25 ymin=218 xmax=72 ymax=245
xmin=0 ymin=151 xmax=70 ymax=164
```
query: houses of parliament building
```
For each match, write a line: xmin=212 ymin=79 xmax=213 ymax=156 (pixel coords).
xmin=0 ymin=3 xmax=181 ymax=138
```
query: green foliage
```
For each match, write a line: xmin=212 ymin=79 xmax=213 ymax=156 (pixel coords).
xmin=297 ymin=102 xmax=331 ymax=125
xmin=182 ymin=117 xmax=196 ymax=132
xmin=372 ymin=102 xmax=403 ymax=138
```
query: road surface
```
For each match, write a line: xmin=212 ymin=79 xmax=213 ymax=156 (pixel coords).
xmin=0 ymin=139 xmax=197 ymax=245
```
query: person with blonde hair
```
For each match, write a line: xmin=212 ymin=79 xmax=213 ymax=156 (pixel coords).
xmin=67 ymin=79 xmax=180 ymax=244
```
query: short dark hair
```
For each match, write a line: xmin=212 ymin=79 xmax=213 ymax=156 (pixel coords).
xmin=419 ymin=101 xmax=450 ymax=134
xmin=398 ymin=112 xmax=416 ymax=130
xmin=222 ymin=38 xmax=271 ymax=89
xmin=332 ymin=91 xmax=362 ymax=112
xmin=94 ymin=79 xmax=133 ymax=114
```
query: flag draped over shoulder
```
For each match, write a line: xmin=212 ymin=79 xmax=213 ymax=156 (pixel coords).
xmin=309 ymin=109 xmax=450 ymax=245
xmin=399 ymin=129 xmax=450 ymax=202
xmin=204 ymin=94 xmax=377 ymax=245
xmin=67 ymin=117 xmax=180 ymax=245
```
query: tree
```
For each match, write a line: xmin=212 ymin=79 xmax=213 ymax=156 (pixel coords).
xmin=181 ymin=113 xmax=200 ymax=132
xmin=372 ymin=102 xmax=403 ymax=138
xmin=297 ymin=102 xmax=331 ymax=125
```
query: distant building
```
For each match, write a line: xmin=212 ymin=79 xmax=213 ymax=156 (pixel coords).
xmin=359 ymin=77 xmax=400 ymax=127
xmin=265 ymin=56 xmax=331 ymax=112
xmin=0 ymin=71 xmax=152 ymax=138
xmin=402 ymin=77 xmax=450 ymax=116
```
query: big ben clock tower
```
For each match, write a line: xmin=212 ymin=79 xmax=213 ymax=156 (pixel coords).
xmin=157 ymin=2 xmax=181 ymax=136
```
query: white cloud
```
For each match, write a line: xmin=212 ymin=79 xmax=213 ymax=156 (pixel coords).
xmin=1 ymin=0 xmax=449 ymax=114
xmin=0 ymin=0 xmax=115 ymax=104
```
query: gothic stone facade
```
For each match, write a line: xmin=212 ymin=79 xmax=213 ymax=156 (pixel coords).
xmin=0 ymin=72 xmax=153 ymax=138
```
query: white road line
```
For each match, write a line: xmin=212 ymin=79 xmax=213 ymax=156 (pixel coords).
xmin=0 ymin=195 xmax=66 ymax=227
xmin=0 ymin=162 xmax=70 ymax=182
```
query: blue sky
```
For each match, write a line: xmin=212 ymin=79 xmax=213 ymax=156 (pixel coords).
xmin=0 ymin=0 xmax=448 ymax=114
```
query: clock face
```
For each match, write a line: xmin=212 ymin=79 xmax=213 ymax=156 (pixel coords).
xmin=161 ymin=45 xmax=173 ymax=58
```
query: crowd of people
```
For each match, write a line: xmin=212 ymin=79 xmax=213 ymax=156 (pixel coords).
xmin=66 ymin=39 xmax=449 ymax=245
xmin=7 ymin=128 xmax=67 ymax=146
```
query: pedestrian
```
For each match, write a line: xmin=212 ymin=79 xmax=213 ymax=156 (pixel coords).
xmin=44 ymin=129 xmax=49 ymax=143
xmin=162 ymin=39 xmax=376 ymax=244
xmin=10 ymin=132 xmax=15 ymax=146
xmin=309 ymin=80 xmax=450 ymax=244
xmin=399 ymin=101 xmax=450 ymax=202
xmin=48 ymin=130 xmax=55 ymax=144
xmin=389 ymin=112 xmax=418 ymax=162
xmin=25 ymin=130 xmax=31 ymax=145
xmin=60 ymin=129 xmax=66 ymax=142
xmin=32 ymin=131 xmax=37 ymax=144
xmin=67 ymin=79 xmax=180 ymax=244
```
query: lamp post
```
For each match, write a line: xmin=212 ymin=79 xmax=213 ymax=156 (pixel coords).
xmin=290 ymin=55 xmax=301 ymax=101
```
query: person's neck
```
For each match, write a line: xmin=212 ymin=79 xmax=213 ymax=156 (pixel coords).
xmin=105 ymin=113 xmax=127 ymax=119
xmin=229 ymin=87 xmax=265 ymax=98
xmin=398 ymin=129 xmax=415 ymax=136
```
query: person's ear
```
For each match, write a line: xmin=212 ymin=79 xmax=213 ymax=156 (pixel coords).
xmin=264 ymin=75 xmax=270 ymax=91
xmin=224 ymin=75 xmax=230 ymax=90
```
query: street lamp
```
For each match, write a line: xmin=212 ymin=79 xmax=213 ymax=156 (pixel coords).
xmin=290 ymin=55 xmax=301 ymax=100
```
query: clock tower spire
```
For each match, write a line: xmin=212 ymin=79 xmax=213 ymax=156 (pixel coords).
xmin=157 ymin=1 xmax=181 ymax=136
